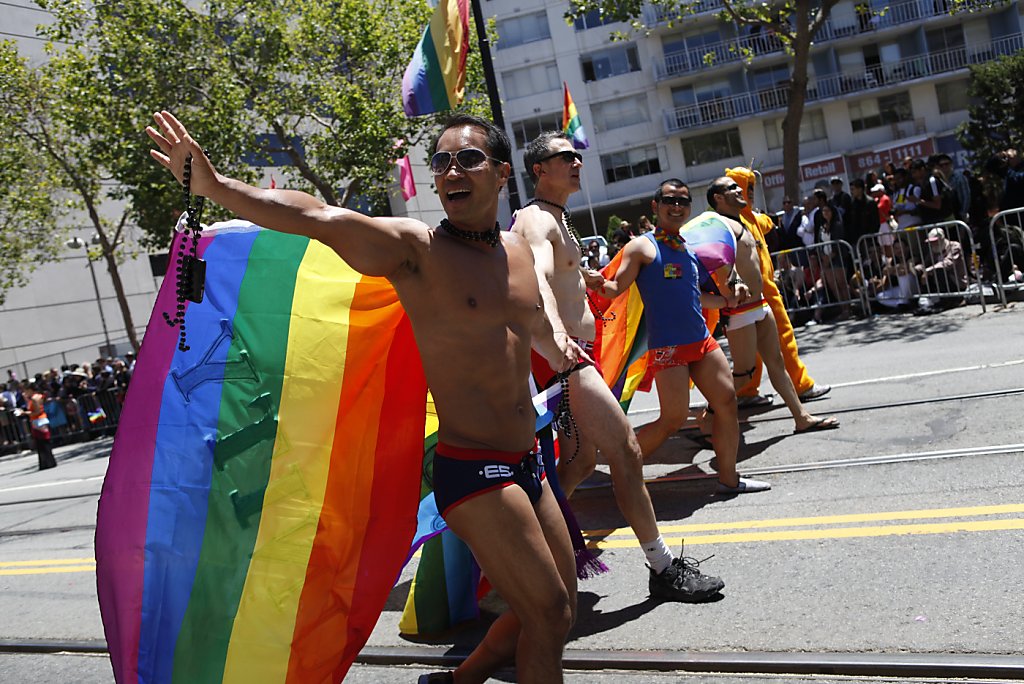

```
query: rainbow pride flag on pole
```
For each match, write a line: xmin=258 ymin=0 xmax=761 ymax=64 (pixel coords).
xmin=562 ymin=82 xmax=589 ymax=150
xmin=402 ymin=0 xmax=472 ymax=117
xmin=96 ymin=220 xmax=428 ymax=683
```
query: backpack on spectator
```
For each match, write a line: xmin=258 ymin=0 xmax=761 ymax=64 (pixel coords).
xmin=920 ymin=176 xmax=957 ymax=224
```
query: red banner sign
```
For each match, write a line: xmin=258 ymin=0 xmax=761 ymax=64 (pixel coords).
xmin=847 ymin=138 xmax=936 ymax=175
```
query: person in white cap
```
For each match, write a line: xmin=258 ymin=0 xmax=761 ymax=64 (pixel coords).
xmin=870 ymin=182 xmax=894 ymax=255
xmin=916 ymin=227 xmax=968 ymax=294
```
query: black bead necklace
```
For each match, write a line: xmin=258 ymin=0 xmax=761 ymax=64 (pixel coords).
xmin=527 ymin=198 xmax=582 ymax=250
xmin=527 ymin=198 xmax=615 ymax=322
xmin=439 ymin=218 xmax=501 ymax=247
xmin=162 ymin=153 xmax=206 ymax=352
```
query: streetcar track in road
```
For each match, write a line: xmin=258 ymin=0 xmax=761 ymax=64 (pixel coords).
xmin=0 ymin=523 xmax=95 ymax=539
xmin=2 ymin=640 xmax=1022 ymax=680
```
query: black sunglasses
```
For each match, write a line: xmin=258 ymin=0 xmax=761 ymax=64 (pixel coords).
xmin=540 ymin=150 xmax=583 ymax=164
xmin=430 ymin=147 xmax=503 ymax=176
xmin=658 ymin=195 xmax=692 ymax=207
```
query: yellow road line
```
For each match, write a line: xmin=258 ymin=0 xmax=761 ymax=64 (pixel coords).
xmin=0 ymin=565 xmax=96 ymax=576
xmin=585 ymin=503 xmax=1024 ymax=538
xmin=590 ymin=518 xmax=1024 ymax=548
xmin=0 ymin=558 xmax=95 ymax=568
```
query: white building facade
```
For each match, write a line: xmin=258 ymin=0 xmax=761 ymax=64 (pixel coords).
xmin=476 ymin=0 xmax=1022 ymax=232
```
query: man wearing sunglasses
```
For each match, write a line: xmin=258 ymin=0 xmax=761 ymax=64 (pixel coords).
xmin=706 ymin=176 xmax=839 ymax=438
xmin=592 ymin=179 xmax=762 ymax=495
xmin=514 ymin=134 xmax=725 ymax=605
xmin=147 ymin=111 xmax=584 ymax=683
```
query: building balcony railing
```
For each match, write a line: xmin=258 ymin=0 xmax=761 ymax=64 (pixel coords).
xmin=663 ymin=32 xmax=1022 ymax=133
xmin=643 ymin=0 xmax=724 ymax=26
xmin=657 ymin=31 xmax=786 ymax=79
xmin=653 ymin=0 xmax=1008 ymax=82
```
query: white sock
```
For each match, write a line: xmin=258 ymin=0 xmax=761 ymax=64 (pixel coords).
xmin=641 ymin=535 xmax=673 ymax=574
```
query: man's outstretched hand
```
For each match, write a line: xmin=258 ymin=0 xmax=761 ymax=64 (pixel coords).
xmin=146 ymin=111 xmax=219 ymax=198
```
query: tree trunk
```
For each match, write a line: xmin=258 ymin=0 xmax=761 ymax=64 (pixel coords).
xmin=85 ymin=202 xmax=140 ymax=353
xmin=782 ymin=0 xmax=812 ymax=203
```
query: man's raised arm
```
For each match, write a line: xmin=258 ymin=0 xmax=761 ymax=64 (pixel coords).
xmin=147 ymin=111 xmax=419 ymax=278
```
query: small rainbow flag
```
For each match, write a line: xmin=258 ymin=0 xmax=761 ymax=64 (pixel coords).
xmin=562 ymin=82 xmax=589 ymax=150
xmin=402 ymin=0 xmax=472 ymax=117
xmin=96 ymin=221 xmax=428 ymax=683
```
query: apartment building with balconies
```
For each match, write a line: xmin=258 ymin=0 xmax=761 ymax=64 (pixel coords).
xmin=485 ymin=0 xmax=1023 ymax=230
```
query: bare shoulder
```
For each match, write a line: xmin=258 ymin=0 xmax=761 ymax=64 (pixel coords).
xmin=501 ymin=230 xmax=533 ymax=259
xmin=626 ymin=233 xmax=656 ymax=261
xmin=511 ymin=205 xmax=559 ymax=245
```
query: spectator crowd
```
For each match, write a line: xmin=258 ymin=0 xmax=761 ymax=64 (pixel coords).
xmin=1 ymin=354 xmax=136 ymax=469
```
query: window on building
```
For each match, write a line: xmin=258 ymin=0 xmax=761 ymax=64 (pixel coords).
xmin=502 ymin=62 xmax=560 ymax=99
xmin=763 ymin=110 xmax=827 ymax=149
xmin=573 ymin=9 xmax=617 ymax=30
xmin=681 ymin=128 xmax=743 ymax=167
xmin=925 ymin=25 xmax=965 ymax=53
xmin=509 ymin=112 xmax=563 ymax=148
xmin=519 ymin=172 xmax=536 ymax=201
xmin=752 ymin=64 xmax=790 ymax=91
xmin=590 ymin=95 xmax=650 ymax=131
xmin=497 ymin=12 xmax=550 ymax=50
xmin=849 ymin=91 xmax=913 ymax=131
xmin=600 ymin=145 xmax=662 ymax=183
xmin=935 ymin=79 xmax=970 ymax=113
xmin=581 ymin=44 xmax=640 ymax=82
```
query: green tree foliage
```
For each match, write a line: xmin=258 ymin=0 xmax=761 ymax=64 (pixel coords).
xmin=7 ymin=0 xmax=490 ymax=347
xmin=957 ymin=52 xmax=1024 ymax=169
xmin=0 ymin=44 xmax=67 ymax=304
xmin=565 ymin=0 xmax=841 ymax=200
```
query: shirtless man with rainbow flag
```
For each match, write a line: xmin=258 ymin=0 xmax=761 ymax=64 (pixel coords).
xmin=514 ymin=133 xmax=725 ymax=603
xmin=147 ymin=110 xmax=581 ymax=684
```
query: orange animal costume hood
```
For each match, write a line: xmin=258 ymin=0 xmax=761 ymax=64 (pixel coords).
xmin=725 ymin=166 xmax=770 ymax=231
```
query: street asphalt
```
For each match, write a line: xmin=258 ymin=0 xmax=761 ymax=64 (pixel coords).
xmin=1 ymin=301 xmax=1023 ymax=682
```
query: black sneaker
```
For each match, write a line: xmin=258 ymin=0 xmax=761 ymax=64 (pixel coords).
xmin=418 ymin=672 xmax=454 ymax=684
xmin=649 ymin=552 xmax=724 ymax=602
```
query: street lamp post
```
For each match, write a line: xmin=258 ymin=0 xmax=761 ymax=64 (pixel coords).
xmin=67 ymin=235 xmax=113 ymax=355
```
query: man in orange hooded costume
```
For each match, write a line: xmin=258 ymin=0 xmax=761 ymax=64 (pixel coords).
xmin=723 ymin=166 xmax=830 ymax=403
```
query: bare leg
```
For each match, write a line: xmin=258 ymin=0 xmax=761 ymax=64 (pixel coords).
xmin=635 ymin=363 xmax=691 ymax=460
xmin=559 ymin=365 xmax=660 ymax=545
xmin=688 ymin=347 xmax=741 ymax=488
xmin=754 ymin=310 xmax=835 ymax=431
xmin=445 ymin=484 xmax=576 ymax=684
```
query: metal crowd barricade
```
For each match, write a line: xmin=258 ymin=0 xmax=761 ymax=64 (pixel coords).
xmin=769 ymin=239 xmax=866 ymax=321
xmin=0 ymin=408 xmax=31 ymax=454
xmin=854 ymin=220 xmax=984 ymax=314
xmin=986 ymin=208 xmax=1024 ymax=307
xmin=0 ymin=389 xmax=124 ymax=455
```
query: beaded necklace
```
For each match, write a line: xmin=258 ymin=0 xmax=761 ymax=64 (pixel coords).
xmin=162 ymin=153 xmax=206 ymax=352
xmin=526 ymin=197 xmax=616 ymax=324
xmin=439 ymin=218 xmax=501 ymax=247
xmin=527 ymin=198 xmax=582 ymax=250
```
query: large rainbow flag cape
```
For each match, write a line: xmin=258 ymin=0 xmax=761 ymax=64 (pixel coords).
xmin=96 ymin=220 xmax=431 ymax=683
xmin=592 ymin=213 xmax=737 ymax=407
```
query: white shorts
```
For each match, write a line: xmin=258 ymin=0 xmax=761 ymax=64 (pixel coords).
xmin=724 ymin=302 xmax=770 ymax=331
xmin=878 ymin=222 xmax=894 ymax=246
